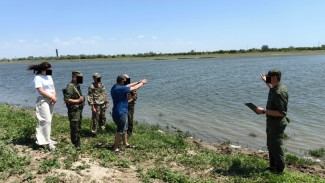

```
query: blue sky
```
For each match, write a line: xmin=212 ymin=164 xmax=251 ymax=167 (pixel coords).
xmin=1 ymin=0 xmax=325 ymax=58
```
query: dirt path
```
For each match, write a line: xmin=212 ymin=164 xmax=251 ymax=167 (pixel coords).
xmin=6 ymin=137 xmax=325 ymax=182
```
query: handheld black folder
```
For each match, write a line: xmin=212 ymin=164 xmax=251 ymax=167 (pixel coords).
xmin=245 ymin=103 xmax=259 ymax=114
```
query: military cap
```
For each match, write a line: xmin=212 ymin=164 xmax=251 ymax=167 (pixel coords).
xmin=266 ymin=69 xmax=281 ymax=77
xmin=72 ymin=71 xmax=83 ymax=76
xmin=93 ymin=73 xmax=101 ymax=78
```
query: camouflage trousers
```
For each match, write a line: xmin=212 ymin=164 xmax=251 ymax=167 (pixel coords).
xmin=68 ymin=108 xmax=82 ymax=147
xmin=90 ymin=104 xmax=106 ymax=134
xmin=127 ymin=105 xmax=134 ymax=134
xmin=266 ymin=118 xmax=287 ymax=172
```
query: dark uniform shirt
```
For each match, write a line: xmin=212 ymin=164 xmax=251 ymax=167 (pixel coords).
xmin=64 ymin=81 xmax=83 ymax=108
xmin=127 ymin=90 xmax=137 ymax=107
xmin=266 ymin=83 xmax=288 ymax=121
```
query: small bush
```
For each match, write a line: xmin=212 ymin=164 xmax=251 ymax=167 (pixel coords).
xmin=309 ymin=148 xmax=325 ymax=157
xmin=39 ymin=157 xmax=61 ymax=174
xmin=285 ymin=153 xmax=315 ymax=165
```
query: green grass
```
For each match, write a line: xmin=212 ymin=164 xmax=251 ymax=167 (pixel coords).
xmin=38 ymin=157 xmax=61 ymax=174
xmin=309 ymin=148 xmax=325 ymax=158
xmin=0 ymin=104 xmax=324 ymax=182
xmin=0 ymin=141 xmax=31 ymax=179
xmin=285 ymin=153 xmax=316 ymax=165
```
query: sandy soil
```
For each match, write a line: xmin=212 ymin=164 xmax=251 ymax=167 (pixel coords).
xmin=186 ymin=137 xmax=325 ymax=179
xmin=5 ymin=137 xmax=325 ymax=182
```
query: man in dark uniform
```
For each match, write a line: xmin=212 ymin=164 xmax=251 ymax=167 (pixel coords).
xmin=256 ymin=69 xmax=289 ymax=174
xmin=127 ymin=90 xmax=137 ymax=135
xmin=64 ymin=71 xmax=85 ymax=149
xmin=123 ymin=74 xmax=138 ymax=136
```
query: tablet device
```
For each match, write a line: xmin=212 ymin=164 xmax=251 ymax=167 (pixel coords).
xmin=245 ymin=103 xmax=259 ymax=114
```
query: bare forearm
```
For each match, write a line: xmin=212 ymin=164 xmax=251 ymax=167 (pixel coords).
xmin=52 ymin=86 xmax=56 ymax=97
xmin=256 ymin=107 xmax=284 ymax=117
xmin=65 ymin=99 xmax=80 ymax=104
xmin=261 ymin=74 xmax=272 ymax=88
xmin=265 ymin=109 xmax=284 ymax=117
xmin=130 ymin=82 xmax=144 ymax=92
xmin=127 ymin=83 xmax=136 ymax=87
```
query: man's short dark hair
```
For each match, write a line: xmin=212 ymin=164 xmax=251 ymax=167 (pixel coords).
xmin=117 ymin=75 xmax=126 ymax=83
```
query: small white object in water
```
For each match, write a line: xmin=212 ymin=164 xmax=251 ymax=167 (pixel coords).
xmin=230 ymin=144 xmax=241 ymax=148
xmin=303 ymin=156 xmax=322 ymax=162
xmin=303 ymin=156 xmax=313 ymax=160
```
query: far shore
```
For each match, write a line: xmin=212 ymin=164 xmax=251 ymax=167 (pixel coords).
xmin=2 ymin=50 xmax=325 ymax=64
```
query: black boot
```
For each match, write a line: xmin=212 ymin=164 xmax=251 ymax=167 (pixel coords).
xmin=75 ymin=140 xmax=81 ymax=150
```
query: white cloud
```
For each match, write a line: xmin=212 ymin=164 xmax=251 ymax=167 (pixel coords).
xmin=52 ymin=37 xmax=73 ymax=46
xmin=62 ymin=41 xmax=72 ymax=46
xmin=152 ymin=36 xmax=158 ymax=40
xmin=137 ymin=35 xmax=144 ymax=39
xmin=41 ymin=43 xmax=49 ymax=47
xmin=17 ymin=40 xmax=26 ymax=43
xmin=73 ymin=37 xmax=82 ymax=41
xmin=53 ymin=37 xmax=61 ymax=44
xmin=93 ymin=36 xmax=101 ymax=40
xmin=82 ymin=39 xmax=97 ymax=44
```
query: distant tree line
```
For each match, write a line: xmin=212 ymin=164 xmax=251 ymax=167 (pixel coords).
xmin=2 ymin=45 xmax=325 ymax=62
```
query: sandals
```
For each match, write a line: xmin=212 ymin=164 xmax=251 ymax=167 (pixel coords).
xmin=50 ymin=138 xmax=57 ymax=145
xmin=50 ymin=137 xmax=57 ymax=141
xmin=126 ymin=145 xmax=135 ymax=149
xmin=114 ymin=145 xmax=134 ymax=155
xmin=47 ymin=144 xmax=56 ymax=151
xmin=115 ymin=150 xmax=122 ymax=155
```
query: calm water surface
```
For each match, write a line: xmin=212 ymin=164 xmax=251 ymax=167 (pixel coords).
xmin=1 ymin=55 xmax=324 ymax=155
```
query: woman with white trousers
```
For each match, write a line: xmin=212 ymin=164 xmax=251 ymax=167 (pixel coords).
xmin=28 ymin=62 xmax=57 ymax=151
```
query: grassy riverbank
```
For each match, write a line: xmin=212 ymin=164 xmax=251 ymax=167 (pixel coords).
xmin=2 ymin=50 xmax=325 ymax=63
xmin=0 ymin=104 xmax=324 ymax=182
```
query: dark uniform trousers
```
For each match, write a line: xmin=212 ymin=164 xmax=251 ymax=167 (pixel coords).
xmin=68 ymin=107 xmax=82 ymax=146
xmin=127 ymin=104 xmax=134 ymax=134
xmin=266 ymin=117 xmax=287 ymax=172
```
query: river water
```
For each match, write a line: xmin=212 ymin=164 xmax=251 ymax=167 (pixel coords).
xmin=1 ymin=55 xmax=324 ymax=155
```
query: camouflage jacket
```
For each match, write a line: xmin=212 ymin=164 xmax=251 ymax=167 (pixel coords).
xmin=88 ymin=83 xmax=107 ymax=105
xmin=127 ymin=90 xmax=137 ymax=106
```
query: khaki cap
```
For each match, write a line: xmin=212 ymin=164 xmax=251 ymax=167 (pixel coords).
xmin=72 ymin=71 xmax=83 ymax=77
xmin=266 ymin=69 xmax=281 ymax=77
xmin=93 ymin=73 xmax=101 ymax=78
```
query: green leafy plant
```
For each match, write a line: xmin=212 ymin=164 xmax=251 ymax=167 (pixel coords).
xmin=309 ymin=148 xmax=325 ymax=157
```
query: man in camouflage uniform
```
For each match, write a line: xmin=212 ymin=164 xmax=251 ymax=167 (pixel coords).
xmin=124 ymin=74 xmax=137 ymax=136
xmin=88 ymin=73 xmax=109 ymax=137
xmin=256 ymin=69 xmax=289 ymax=174
xmin=64 ymin=71 xmax=85 ymax=148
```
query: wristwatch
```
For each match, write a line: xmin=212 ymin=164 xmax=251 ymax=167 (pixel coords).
xmin=262 ymin=109 xmax=266 ymax=114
